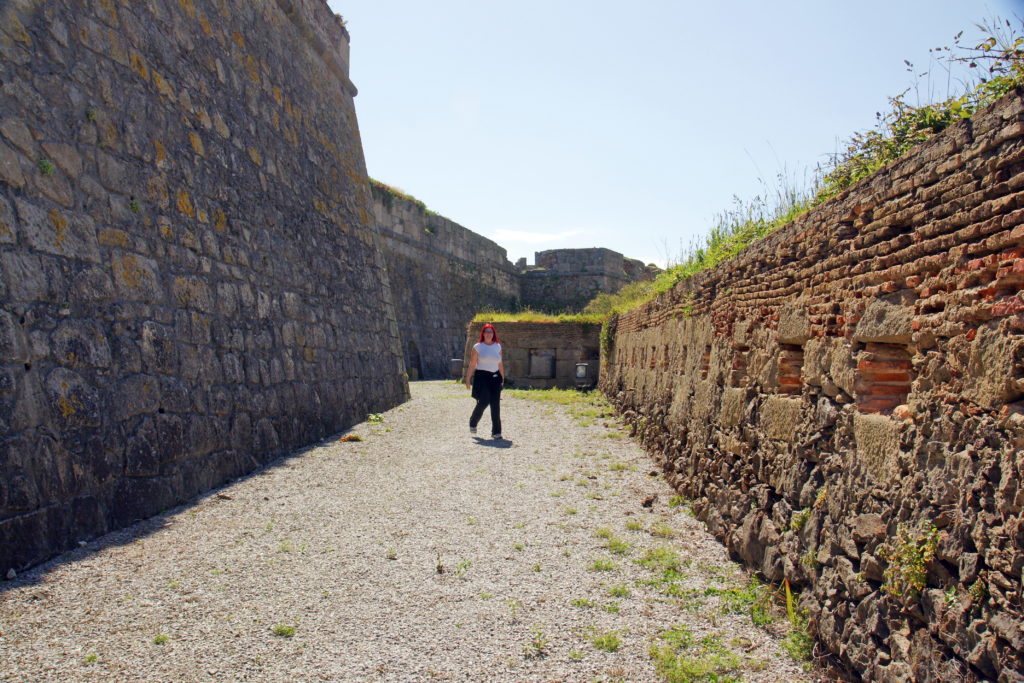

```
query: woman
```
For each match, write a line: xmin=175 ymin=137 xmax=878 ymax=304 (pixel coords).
xmin=465 ymin=323 xmax=505 ymax=440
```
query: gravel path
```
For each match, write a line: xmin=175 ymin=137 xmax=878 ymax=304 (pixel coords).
xmin=1 ymin=381 xmax=813 ymax=682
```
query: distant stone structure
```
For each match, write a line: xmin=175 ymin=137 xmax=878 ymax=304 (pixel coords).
xmin=370 ymin=185 xmax=654 ymax=378
xmin=519 ymin=248 xmax=659 ymax=313
xmin=463 ymin=321 xmax=600 ymax=390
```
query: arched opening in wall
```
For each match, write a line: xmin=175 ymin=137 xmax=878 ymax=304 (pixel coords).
xmin=778 ymin=344 xmax=804 ymax=395
xmin=855 ymin=342 xmax=912 ymax=414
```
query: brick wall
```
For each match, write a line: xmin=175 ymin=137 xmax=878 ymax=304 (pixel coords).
xmin=464 ymin=321 xmax=600 ymax=389
xmin=0 ymin=0 xmax=407 ymax=575
xmin=601 ymin=90 xmax=1024 ymax=679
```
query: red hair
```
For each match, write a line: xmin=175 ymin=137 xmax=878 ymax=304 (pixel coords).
xmin=478 ymin=323 xmax=500 ymax=343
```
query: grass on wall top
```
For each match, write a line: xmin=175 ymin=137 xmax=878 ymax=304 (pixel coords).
xmin=472 ymin=310 xmax=606 ymax=325
xmin=583 ymin=17 xmax=1024 ymax=319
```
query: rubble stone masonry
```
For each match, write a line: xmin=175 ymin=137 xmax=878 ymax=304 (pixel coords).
xmin=602 ymin=89 xmax=1024 ymax=680
xmin=0 ymin=0 xmax=407 ymax=574
xmin=372 ymin=182 xmax=519 ymax=379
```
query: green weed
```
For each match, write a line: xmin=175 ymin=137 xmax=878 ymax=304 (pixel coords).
xmin=588 ymin=628 xmax=622 ymax=652
xmin=523 ymin=625 xmax=548 ymax=658
xmin=272 ymin=624 xmax=295 ymax=637
xmin=705 ymin=576 xmax=773 ymax=626
xmin=636 ymin=546 xmax=684 ymax=573
xmin=589 ymin=557 xmax=619 ymax=572
xmin=607 ymin=583 xmax=631 ymax=598
xmin=878 ymin=524 xmax=939 ymax=601
xmin=649 ymin=522 xmax=675 ymax=538
xmin=649 ymin=624 xmax=742 ymax=682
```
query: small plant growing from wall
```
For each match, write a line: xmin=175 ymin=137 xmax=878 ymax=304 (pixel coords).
xmin=37 ymin=159 xmax=55 ymax=176
xmin=878 ymin=524 xmax=939 ymax=601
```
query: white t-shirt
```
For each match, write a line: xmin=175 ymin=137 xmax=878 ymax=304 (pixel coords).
xmin=474 ymin=342 xmax=502 ymax=373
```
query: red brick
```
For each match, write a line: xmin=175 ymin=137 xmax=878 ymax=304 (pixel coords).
xmin=858 ymin=359 xmax=912 ymax=371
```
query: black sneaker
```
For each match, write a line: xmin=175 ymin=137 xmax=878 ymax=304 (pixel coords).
xmin=492 ymin=433 xmax=502 ymax=440
xmin=470 ymin=426 xmax=477 ymax=435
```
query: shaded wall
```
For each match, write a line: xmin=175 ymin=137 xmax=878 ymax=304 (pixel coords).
xmin=372 ymin=182 xmax=519 ymax=379
xmin=0 ymin=0 xmax=407 ymax=575
xmin=602 ymin=90 xmax=1024 ymax=680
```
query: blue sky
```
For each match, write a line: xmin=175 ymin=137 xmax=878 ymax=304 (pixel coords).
xmin=327 ymin=1 xmax=1023 ymax=267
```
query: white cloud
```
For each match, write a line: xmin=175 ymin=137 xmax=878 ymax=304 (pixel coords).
xmin=492 ymin=229 xmax=584 ymax=244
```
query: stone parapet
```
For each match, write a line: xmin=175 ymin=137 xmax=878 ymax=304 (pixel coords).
xmin=601 ymin=89 xmax=1024 ymax=679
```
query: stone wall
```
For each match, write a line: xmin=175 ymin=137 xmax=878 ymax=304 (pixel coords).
xmin=463 ymin=321 xmax=600 ymax=389
xmin=371 ymin=181 xmax=519 ymax=379
xmin=520 ymin=248 xmax=657 ymax=313
xmin=601 ymin=90 xmax=1024 ymax=680
xmin=0 ymin=0 xmax=407 ymax=575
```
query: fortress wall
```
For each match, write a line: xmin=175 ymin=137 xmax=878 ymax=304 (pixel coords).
xmin=601 ymin=90 xmax=1024 ymax=679
xmin=0 ymin=0 xmax=407 ymax=574
xmin=371 ymin=182 xmax=519 ymax=379
xmin=521 ymin=248 xmax=656 ymax=313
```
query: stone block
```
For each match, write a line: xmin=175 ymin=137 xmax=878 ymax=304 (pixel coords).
xmin=40 ymin=142 xmax=82 ymax=179
xmin=0 ymin=194 xmax=16 ymax=244
xmin=69 ymin=266 xmax=115 ymax=304
xmin=141 ymin=321 xmax=177 ymax=374
xmin=111 ymin=252 xmax=164 ymax=303
xmin=777 ymin=303 xmax=810 ymax=344
xmin=108 ymin=476 xmax=177 ymax=529
xmin=125 ymin=419 xmax=160 ymax=478
xmin=51 ymin=319 xmax=112 ymax=368
xmin=760 ymin=396 xmax=803 ymax=443
xmin=853 ymin=412 xmax=901 ymax=484
xmin=15 ymin=198 xmax=100 ymax=263
xmin=0 ymin=139 xmax=26 ymax=188
xmin=719 ymin=387 xmax=745 ymax=428
xmin=109 ymin=374 xmax=160 ymax=421
xmin=853 ymin=297 xmax=913 ymax=344
xmin=0 ymin=117 xmax=36 ymax=156
xmin=44 ymin=367 xmax=102 ymax=429
xmin=155 ymin=413 xmax=187 ymax=464
xmin=0 ymin=309 xmax=29 ymax=362
xmin=2 ymin=251 xmax=66 ymax=302
xmin=966 ymin=324 xmax=1024 ymax=409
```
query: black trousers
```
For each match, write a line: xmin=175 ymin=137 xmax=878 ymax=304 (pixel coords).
xmin=469 ymin=370 xmax=502 ymax=435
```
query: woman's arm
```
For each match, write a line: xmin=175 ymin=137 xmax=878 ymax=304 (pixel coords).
xmin=466 ymin=348 xmax=478 ymax=389
xmin=498 ymin=359 xmax=505 ymax=384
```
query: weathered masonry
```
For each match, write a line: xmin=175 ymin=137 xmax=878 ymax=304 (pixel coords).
xmin=372 ymin=181 xmax=519 ymax=380
xmin=0 ymin=0 xmax=407 ymax=575
xmin=371 ymin=181 xmax=655 ymax=379
xmin=463 ymin=320 xmax=600 ymax=390
xmin=602 ymin=89 xmax=1024 ymax=680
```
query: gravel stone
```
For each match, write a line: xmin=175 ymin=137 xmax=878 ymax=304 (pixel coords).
xmin=0 ymin=381 xmax=814 ymax=681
